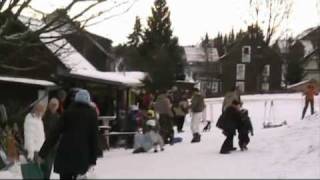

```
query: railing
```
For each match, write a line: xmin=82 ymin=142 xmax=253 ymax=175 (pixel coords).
xmin=202 ymin=93 xmax=320 ymax=127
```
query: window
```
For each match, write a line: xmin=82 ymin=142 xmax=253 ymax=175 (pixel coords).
xmin=262 ymin=64 xmax=270 ymax=77
xmin=236 ymin=64 xmax=246 ymax=80
xmin=236 ymin=81 xmax=245 ymax=92
xmin=242 ymin=46 xmax=251 ymax=63
xmin=261 ymin=83 xmax=269 ymax=91
xmin=212 ymin=81 xmax=219 ymax=93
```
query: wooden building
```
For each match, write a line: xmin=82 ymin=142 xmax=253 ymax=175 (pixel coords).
xmin=217 ymin=29 xmax=283 ymax=94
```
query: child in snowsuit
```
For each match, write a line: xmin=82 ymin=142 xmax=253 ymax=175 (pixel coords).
xmin=145 ymin=119 xmax=164 ymax=153
xmin=132 ymin=112 xmax=164 ymax=153
xmin=238 ymin=109 xmax=253 ymax=151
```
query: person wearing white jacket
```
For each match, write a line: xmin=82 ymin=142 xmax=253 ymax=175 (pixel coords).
xmin=24 ymin=103 xmax=46 ymax=160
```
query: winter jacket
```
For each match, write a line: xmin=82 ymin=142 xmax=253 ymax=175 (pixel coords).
xmin=42 ymin=111 xmax=60 ymax=139
xmin=304 ymin=85 xmax=318 ymax=101
xmin=154 ymin=94 xmax=173 ymax=117
xmin=39 ymin=103 xmax=99 ymax=175
xmin=24 ymin=113 xmax=45 ymax=160
xmin=222 ymin=91 xmax=241 ymax=112
xmin=191 ymin=93 xmax=205 ymax=113
xmin=173 ymin=100 xmax=189 ymax=117
xmin=216 ymin=106 xmax=241 ymax=135
xmin=238 ymin=109 xmax=253 ymax=134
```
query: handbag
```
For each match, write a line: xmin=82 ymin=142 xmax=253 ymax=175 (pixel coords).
xmin=20 ymin=161 xmax=43 ymax=179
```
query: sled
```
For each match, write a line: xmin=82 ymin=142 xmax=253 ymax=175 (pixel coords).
xmin=20 ymin=161 xmax=44 ymax=179
xmin=263 ymin=120 xmax=287 ymax=129
xmin=172 ymin=137 xmax=183 ymax=144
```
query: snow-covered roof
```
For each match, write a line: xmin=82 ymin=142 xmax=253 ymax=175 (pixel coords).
xmin=300 ymin=40 xmax=314 ymax=57
xmin=296 ymin=27 xmax=318 ymax=40
xmin=70 ymin=69 xmax=145 ymax=87
xmin=184 ymin=46 xmax=219 ymax=63
xmin=18 ymin=16 xmax=145 ymax=87
xmin=0 ymin=76 xmax=56 ymax=87
xmin=18 ymin=16 xmax=96 ymax=71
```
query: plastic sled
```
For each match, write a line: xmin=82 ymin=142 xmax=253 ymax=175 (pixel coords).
xmin=173 ymin=137 xmax=183 ymax=144
xmin=263 ymin=121 xmax=287 ymax=129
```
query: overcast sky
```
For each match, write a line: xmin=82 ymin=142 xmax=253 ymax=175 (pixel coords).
xmin=28 ymin=0 xmax=320 ymax=46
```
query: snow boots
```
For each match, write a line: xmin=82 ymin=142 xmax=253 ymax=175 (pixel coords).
xmin=191 ymin=133 xmax=201 ymax=143
xmin=203 ymin=121 xmax=211 ymax=132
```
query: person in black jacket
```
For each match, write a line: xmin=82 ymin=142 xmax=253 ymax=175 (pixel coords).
xmin=216 ymin=100 xmax=242 ymax=154
xmin=238 ymin=109 xmax=254 ymax=151
xmin=41 ymin=98 xmax=60 ymax=179
xmin=38 ymin=89 xmax=99 ymax=180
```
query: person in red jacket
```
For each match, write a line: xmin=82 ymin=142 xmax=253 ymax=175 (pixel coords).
xmin=302 ymin=84 xmax=319 ymax=119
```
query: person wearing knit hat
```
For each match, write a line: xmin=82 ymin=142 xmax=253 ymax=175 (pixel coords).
xmin=74 ymin=89 xmax=91 ymax=105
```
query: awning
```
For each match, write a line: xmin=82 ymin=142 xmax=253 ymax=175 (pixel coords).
xmin=69 ymin=70 xmax=146 ymax=87
xmin=0 ymin=76 xmax=57 ymax=87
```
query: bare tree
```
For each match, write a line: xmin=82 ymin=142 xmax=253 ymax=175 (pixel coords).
xmin=0 ymin=0 xmax=137 ymax=71
xmin=248 ymin=0 xmax=293 ymax=46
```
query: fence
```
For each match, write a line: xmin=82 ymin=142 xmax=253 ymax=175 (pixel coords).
xmin=202 ymin=93 xmax=320 ymax=128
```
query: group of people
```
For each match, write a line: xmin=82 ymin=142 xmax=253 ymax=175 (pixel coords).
xmin=130 ymin=87 xmax=206 ymax=154
xmin=15 ymin=85 xmax=256 ymax=179
xmin=23 ymin=89 xmax=99 ymax=180
xmin=20 ymin=86 xmax=206 ymax=179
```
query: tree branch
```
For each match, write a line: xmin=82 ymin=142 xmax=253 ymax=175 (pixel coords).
xmin=85 ymin=0 xmax=137 ymax=27
xmin=13 ymin=0 xmax=32 ymax=19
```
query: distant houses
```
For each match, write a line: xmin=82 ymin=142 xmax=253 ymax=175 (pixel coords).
xmin=293 ymin=26 xmax=320 ymax=82
xmin=183 ymin=45 xmax=220 ymax=96
xmin=217 ymin=31 xmax=283 ymax=94
xmin=183 ymin=27 xmax=284 ymax=96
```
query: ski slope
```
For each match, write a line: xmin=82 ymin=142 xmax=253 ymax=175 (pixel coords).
xmin=1 ymin=93 xmax=320 ymax=179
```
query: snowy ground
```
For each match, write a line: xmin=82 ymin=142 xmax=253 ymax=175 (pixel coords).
xmin=1 ymin=93 xmax=320 ymax=179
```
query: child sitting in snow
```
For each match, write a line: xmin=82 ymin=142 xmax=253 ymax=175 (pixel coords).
xmin=132 ymin=111 xmax=164 ymax=153
xmin=238 ymin=109 xmax=254 ymax=151
xmin=145 ymin=119 xmax=164 ymax=153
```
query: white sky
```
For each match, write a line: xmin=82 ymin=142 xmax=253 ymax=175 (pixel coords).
xmin=27 ymin=0 xmax=320 ymax=46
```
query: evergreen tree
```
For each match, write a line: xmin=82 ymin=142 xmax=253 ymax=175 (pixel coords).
xmin=140 ymin=0 xmax=184 ymax=90
xmin=201 ymin=33 xmax=210 ymax=61
xmin=127 ymin=16 xmax=143 ymax=47
xmin=286 ymin=42 xmax=304 ymax=84
xmin=213 ymin=32 xmax=224 ymax=56
xmin=228 ymin=28 xmax=235 ymax=44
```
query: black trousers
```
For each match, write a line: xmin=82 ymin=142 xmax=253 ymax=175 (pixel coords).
xmin=302 ymin=99 xmax=314 ymax=119
xmin=60 ymin=173 xmax=77 ymax=180
xmin=41 ymin=150 xmax=55 ymax=180
xmin=238 ymin=132 xmax=250 ymax=148
xmin=175 ymin=116 xmax=185 ymax=131
xmin=220 ymin=133 xmax=234 ymax=153
xmin=159 ymin=114 xmax=174 ymax=143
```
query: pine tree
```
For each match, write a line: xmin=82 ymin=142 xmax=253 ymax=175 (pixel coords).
xmin=140 ymin=0 xmax=184 ymax=90
xmin=229 ymin=28 xmax=235 ymax=44
xmin=286 ymin=42 xmax=304 ymax=84
xmin=201 ymin=33 xmax=210 ymax=62
xmin=127 ymin=16 xmax=143 ymax=47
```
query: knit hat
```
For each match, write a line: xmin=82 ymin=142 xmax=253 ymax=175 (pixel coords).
xmin=74 ymin=89 xmax=91 ymax=105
